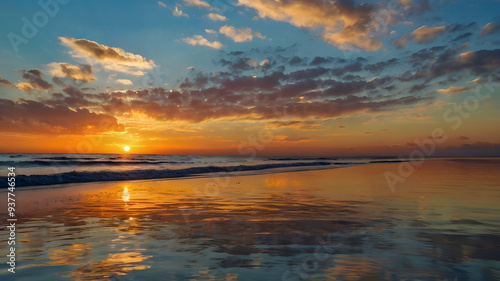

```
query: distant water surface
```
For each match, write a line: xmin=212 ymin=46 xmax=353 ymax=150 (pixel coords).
xmin=0 ymin=153 xmax=400 ymax=187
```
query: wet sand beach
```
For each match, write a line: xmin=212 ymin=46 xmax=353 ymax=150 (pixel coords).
xmin=1 ymin=159 xmax=500 ymax=280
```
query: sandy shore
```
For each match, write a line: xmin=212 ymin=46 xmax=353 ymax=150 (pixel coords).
xmin=1 ymin=159 xmax=499 ymax=280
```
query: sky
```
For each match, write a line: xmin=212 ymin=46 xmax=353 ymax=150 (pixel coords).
xmin=0 ymin=0 xmax=499 ymax=156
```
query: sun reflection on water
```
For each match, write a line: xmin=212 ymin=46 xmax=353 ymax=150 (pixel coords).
xmin=122 ymin=187 xmax=130 ymax=202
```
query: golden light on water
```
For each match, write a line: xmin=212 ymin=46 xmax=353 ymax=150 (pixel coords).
xmin=122 ymin=187 xmax=130 ymax=202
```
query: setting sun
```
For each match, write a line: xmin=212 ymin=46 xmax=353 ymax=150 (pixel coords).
xmin=124 ymin=146 xmax=130 ymax=152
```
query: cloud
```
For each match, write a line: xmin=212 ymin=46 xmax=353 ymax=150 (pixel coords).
xmin=59 ymin=37 xmax=156 ymax=76
xmin=402 ymin=0 xmax=433 ymax=15
xmin=479 ymin=22 xmax=500 ymax=37
xmin=45 ymin=51 xmax=428 ymax=123
xmin=436 ymin=142 xmax=500 ymax=157
xmin=183 ymin=35 xmax=223 ymax=49
xmin=238 ymin=0 xmax=393 ymax=51
xmin=309 ymin=56 xmax=343 ymax=66
xmin=398 ymin=0 xmax=412 ymax=10
xmin=394 ymin=25 xmax=445 ymax=48
xmin=447 ymin=22 xmax=476 ymax=33
xmin=219 ymin=25 xmax=254 ymax=42
xmin=48 ymin=62 xmax=96 ymax=82
xmin=86 ymin=75 xmax=428 ymax=123
xmin=158 ymin=1 xmax=167 ymax=8
xmin=282 ymin=135 xmax=311 ymax=142
xmin=266 ymin=121 xmax=302 ymax=129
xmin=393 ymin=35 xmax=410 ymax=48
xmin=266 ymin=121 xmax=320 ymax=131
xmin=456 ymin=49 xmax=500 ymax=74
xmin=411 ymin=25 xmax=446 ymax=44
xmin=0 ymin=98 xmax=124 ymax=135
xmin=205 ymin=29 xmax=218 ymax=35
xmin=400 ymin=48 xmax=500 ymax=82
xmin=173 ymin=7 xmax=189 ymax=18
xmin=364 ymin=58 xmax=399 ymax=73
xmin=0 ymin=75 xmax=16 ymax=89
xmin=437 ymin=86 xmax=471 ymax=94
xmin=406 ymin=45 xmax=445 ymax=67
xmin=452 ymin=32 xmax=473 ymax=43
xmin=116 ymin=79 xmax=133 ymax=85
xmin=254 ymin=31 xmax=266 ymax=40
xmin=467 ymin=77 xmax=485 ymax=84
xmin=0 ymin=52 xmax=443 ymax=126
xmin=207 ymin=13 xmax=227 ymax=21
xmin=15 ymin=69 xmax=53 ymax=92
xmin=219 ymin=57 xmax=265 ymax=72
xmin=458 ymin=136 xmax=470 ymax=140
xmin=183 ymin=0 xmax=211 ymax=9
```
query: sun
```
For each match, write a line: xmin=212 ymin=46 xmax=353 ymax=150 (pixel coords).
xmin=123 ymin=146 xmax=130 ymax=152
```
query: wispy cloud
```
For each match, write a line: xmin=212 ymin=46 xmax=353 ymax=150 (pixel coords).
xmin=205 ymin=29 xmax=218 ymax=35
xmin=59 ymin=37 xmax=156 ymax=76
xmin=437 ymin=86 xmax=471 ymax=94
xmin=467 ymin=77 xmax=485 ymax=84
xmin=411 ymin=25 xmax=446 ymax=44
xmin=479 ymin=22 xmax=500 ymax=37
xmin=395 ymin=25 xmax=446 ymax=48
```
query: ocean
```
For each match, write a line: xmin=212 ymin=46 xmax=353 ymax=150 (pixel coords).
xmin=0 ymin=157 xmax=499 ymax=280
xmin=0 ymin=153 xmax=400 ymax=187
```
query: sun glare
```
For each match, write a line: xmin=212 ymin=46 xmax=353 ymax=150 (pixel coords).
xmin=124 ymin=146 xmax=130 ymax=152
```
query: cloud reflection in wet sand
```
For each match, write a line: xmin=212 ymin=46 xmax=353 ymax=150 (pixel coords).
xmin=2 ymin=159 xmax=500 ymax=280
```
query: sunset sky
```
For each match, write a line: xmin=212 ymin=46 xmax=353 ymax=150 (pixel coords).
xmin=1 ymin=0 xmax=499 ymax=156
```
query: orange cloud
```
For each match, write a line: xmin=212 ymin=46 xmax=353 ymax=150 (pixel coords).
xmin=467 ymin=77 xmax=485 ymax=84
xmin=479 ymin=22 xmax=500 ymax=37
xmin=0 ymin=98 xmax=124 ymax=135
xmin=173 ymin=7 xmax=189 ymax=18
xmin=59 ymin=37 xmax=156 ymax=76
xmin=219 ymin=25 xmax=254 ymax=42
xmin=183 ymin=35 xmax=223 ymax=49
xmin=207 ymin=13 xmax=227 ymax=21
xmin=183 ymin=0 xmax=210 ymax=9
xmin=394 ymin=25 xmax=445 ymax=48
xmin=437 ymin=86 xmax=471 ymax=94
xmin=411 ymin=25 xmax=446 ymax=44
xmin=116 ymin=79 xmax=133 ymax=85
xmin=237 ymin=0 xmax=392 ymax=51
